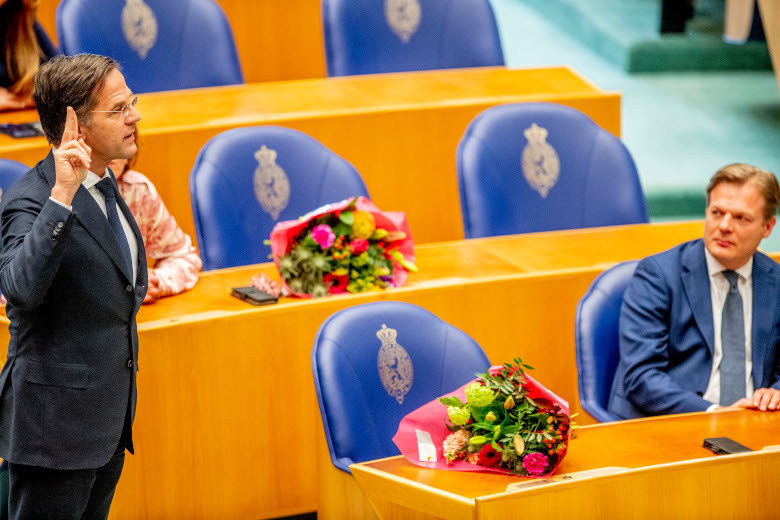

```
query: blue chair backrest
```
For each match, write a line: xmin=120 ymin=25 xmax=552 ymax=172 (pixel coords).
xmin=189 ymin=126 xmax=369 ymax=271
xmin=574 ymin=260 xmax=639 ymax=423
xmin=312 ymin=301 xmax=490 ymax=472
xmin=0 ymin=159 xmax=28 ymax=205
xmin=0 ymin=159 xmax=28 ymax=301
xmin=56 ymin=0 xmax=243 ymax=93
xmin=322 ymin=0 xmax=504 ymax=76
xmin=457 ymin=102 xmax=649 ymax=238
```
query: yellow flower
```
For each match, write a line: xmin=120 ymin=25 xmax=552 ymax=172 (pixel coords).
xmin=350 ymin=210 xmax=376 ymax=239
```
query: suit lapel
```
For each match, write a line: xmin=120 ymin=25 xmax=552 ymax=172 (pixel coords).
xmin=71 ymin=187 xmax=134 ymax=284
xmin=751 ymin=255 xmax=777 ymax=387
xmin=42 ymin=152 xmax=130 ymax=282
xmin=109 ymin=169 xmax=148 ymax=289
xmin=681 ymin=240 xmax=715 ymax=355
xmin=42 ymin=152 xmax=144 ymax=288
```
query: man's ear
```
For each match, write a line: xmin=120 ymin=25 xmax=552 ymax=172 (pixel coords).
xmin=763 ymin=215 xmax=776 ymax=238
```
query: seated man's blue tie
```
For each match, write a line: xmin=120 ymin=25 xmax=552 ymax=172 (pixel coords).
xmin=720 ymin=270 xmax=746 ymax=406
xmin=96 ymin=177 xmax=133 ymax=277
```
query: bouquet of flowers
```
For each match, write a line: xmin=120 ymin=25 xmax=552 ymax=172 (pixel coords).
xmin=269 ymin=197 xmax=416 ymax=298
xmin=393 ymin=359 xmax=572 ymax=477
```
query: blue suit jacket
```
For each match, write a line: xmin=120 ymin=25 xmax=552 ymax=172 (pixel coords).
xmin=608 ymin=239 xmax=780 ymax=419
xmin=0 ymin=152 xmax=147 ymax=470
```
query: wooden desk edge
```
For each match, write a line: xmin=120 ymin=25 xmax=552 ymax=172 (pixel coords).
xmin=351 ymin=461 xmax=476 ymax=520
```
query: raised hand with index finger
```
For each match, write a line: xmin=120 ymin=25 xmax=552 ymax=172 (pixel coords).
xmin=51 ymin=106 xmax=92 ymax=206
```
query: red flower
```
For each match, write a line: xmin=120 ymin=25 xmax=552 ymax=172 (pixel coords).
xmin=477 ymin=443 xmax=502 ymax=468
xmin=349 ymin=238 xmax=369 ymax=254
xmin=323 ymin=273 xmax=349 ymax=294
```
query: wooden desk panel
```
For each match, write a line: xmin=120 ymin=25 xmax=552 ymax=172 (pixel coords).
xmin=0 ymin=67 xmax=621 ymax=245
xmin=36 ymin=0 xmax=326 ymax=83
xmin=353 ymin=410 xmax=780 ymax=519
xmin=0 ymin=222 xmax=711 ymax=518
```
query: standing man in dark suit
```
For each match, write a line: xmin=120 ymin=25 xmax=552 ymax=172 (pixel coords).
xmin=609 ymin=163 xmax=780 ymax=419
xmin=0 ymin=54 xmax=147 ymax=519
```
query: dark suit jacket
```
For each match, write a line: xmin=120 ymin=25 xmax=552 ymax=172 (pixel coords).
xmin=608 ymin=239 xmax=780 ymax=419
xmin=0 ymin=152 xmax=147 ymax=470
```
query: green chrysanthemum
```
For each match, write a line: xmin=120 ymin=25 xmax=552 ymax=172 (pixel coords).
xmin=310 ymin=252 xmax=331 ymax=273
xmin=310 ymin=284 xmax=329 ymax=298
xmin=278 ymin=255 xmax=298 ymax=278
xmin=447 ymin=406 xmax=471 ymax=426
xmin=465 ymin=382 xmax=495 ymax=408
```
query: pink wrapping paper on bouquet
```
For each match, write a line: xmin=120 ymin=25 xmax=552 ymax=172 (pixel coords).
xmin=269 ymin=197 xmax=414 ymax=297
xmin=393 ymin=366 xmax=570 ymax=477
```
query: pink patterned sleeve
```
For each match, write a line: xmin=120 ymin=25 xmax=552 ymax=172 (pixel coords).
xmin=118 ymin=170 xmax=202 ymax=297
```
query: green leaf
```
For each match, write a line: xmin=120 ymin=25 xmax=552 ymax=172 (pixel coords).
xmin=339 ymin=211 xmax=354 ymax=225
xmin=439 ymin=396 xmax=465 ymax=407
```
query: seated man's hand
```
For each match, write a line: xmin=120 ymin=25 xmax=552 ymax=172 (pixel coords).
xmin=143 ymin=270 xmax=162 ymax=304
xmin=742 ymin=388 xmax=780 ymax=411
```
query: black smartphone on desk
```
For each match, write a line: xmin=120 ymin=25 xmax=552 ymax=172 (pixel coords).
xmin=703 ymin=437 xmax=753 ymax=455
xmin=231 ymin=286 xmax=278 ymax=306
xmin=0 ymin=122 xmax=44 ymax=138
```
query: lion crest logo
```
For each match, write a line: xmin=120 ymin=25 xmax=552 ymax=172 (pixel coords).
xmin=121 ymin=0 xmax=158 ymax=59
xmin=521 ymin=123 xmax=560 ymax=198
xmin=385 ymin=0 xmax=422 ymax=43
xmin=376 ymin=324 xmax=413 ymax=404
xmin=253 ymin=145 xmax=290 ymax=221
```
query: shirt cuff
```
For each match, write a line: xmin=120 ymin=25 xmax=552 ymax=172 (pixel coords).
xmin=706 ymin=403 xmax=719 ymax=412
xmin=48 ymin=196 xmax=73 ymax=211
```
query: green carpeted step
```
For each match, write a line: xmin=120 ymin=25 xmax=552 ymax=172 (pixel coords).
xmin=646 ymin=189 xmax=706 ymax=218
xmin=521 ymin=0 xmax=771 ymax=73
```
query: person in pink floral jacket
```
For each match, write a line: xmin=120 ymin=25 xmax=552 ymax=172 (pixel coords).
xmin=109 ymin=156 xmax=202 ymax=303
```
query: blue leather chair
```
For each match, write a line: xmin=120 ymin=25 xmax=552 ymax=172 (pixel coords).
xmin=322 ymin=0 xmax=504 ymax=76
xmin=0 ymin=159 xmax=28 ymax=206
xmin=56 ymin=0 xmax=243 ymax=93
xmin=0 ymin=159 xmax=28 ymax=306
xmin=574 ymin=260 xmax=639 ymax=423
xmin=312 ymin=301 xmax=490 ymax=472
xmin=189 ymin=126 xmax=369 ymax=271
xmin=457 ymin=102 xmax=649 ymax=238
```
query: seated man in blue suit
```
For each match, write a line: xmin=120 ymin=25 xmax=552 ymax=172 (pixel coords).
xmin=609 ymin=163 xmax=780 ymax=419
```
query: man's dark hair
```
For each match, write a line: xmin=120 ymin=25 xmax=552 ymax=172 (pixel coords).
xmin=33 ymin=54 xmax=119 ymax=145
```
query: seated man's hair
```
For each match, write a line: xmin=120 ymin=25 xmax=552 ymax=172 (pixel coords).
xmin=706 ymin=163 xmax=780 ymax=221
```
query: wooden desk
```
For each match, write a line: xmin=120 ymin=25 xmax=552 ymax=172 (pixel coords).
xmin=351 ymin=410 xmax=780 ymax=520
xmin=36 ymin=0 xmax=326 ymax=84
xmin=0 ymin=66 xmax=621 ymax=245
xmin=0 ymin=221 xmax=712 ymax=518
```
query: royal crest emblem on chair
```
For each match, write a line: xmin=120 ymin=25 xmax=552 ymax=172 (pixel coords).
xmin=521 ymin=123 xmax=560 ymax=198
xmin=253 ymin=145 xmax=290 ymax=221
xmin=121 ymin=0 xmax=158 ymax=59
xmin=385 ymin=0 xmax=422 ymax=43
xmin=376 ymin=324 xmax=413 ymax=404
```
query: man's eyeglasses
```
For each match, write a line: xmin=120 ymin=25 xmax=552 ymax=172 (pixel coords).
xmin=92 ymin=96 xmax=138 ymax=117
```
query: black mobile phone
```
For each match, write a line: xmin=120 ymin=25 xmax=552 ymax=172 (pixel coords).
xmin=703 ymin=437 xmax=753 ymax=455
xmin=0 ymin=122 xmax=44 ymax=138
xmin=231 ymin=286 xmax=278 ymax=306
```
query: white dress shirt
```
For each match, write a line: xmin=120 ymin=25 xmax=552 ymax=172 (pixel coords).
xmin=703 ymin=249 xmax=753 ymax=409
xmin=49 ymin=169 xmax=138 ymax=284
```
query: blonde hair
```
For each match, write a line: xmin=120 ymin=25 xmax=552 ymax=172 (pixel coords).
xmin=706 ymin=163 xmax=780 ymax=222
xmin=2 ymin=0 xmax=42 ymax=98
